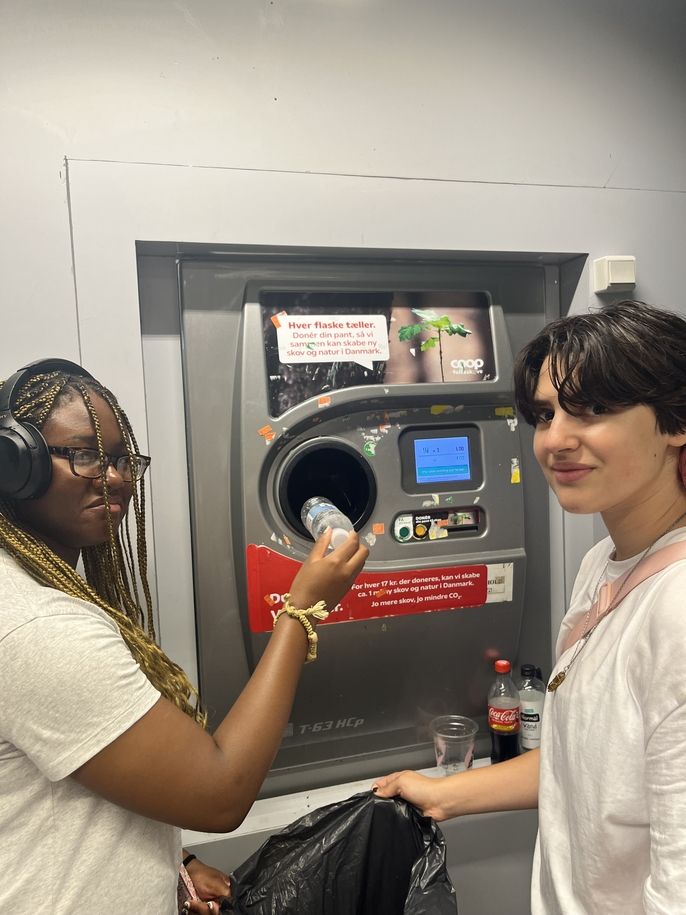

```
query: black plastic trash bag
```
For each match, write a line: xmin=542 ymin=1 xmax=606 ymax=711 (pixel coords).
xmin=226 ymin=790 xmax=458 ymax=915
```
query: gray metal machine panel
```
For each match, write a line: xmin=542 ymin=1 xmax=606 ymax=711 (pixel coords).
xmin=180 ymin=256 xmax=551 ymax=794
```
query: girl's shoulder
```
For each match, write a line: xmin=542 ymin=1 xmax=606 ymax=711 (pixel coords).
xmin=0 ymin=549 xmax=117 ymax=640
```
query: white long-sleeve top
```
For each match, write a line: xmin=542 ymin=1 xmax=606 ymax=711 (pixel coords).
xmin=531 ymin=529 xmax=686 ymax=914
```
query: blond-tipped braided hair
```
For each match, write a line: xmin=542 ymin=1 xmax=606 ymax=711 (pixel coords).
xmin=0 ymin=369 xmax=206 ymax=726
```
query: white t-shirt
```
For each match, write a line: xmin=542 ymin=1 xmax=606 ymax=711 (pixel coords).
xmin=531 ymin=529 xmax=686 ymax=914
xmin=0 ymin=550 xmax=180 ymax=915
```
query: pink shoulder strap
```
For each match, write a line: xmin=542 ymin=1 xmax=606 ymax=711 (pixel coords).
xmin=562 ymin=541 xmax=686 ymax=653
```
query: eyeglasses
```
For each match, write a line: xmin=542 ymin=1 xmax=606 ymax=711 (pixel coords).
xmin=47 ymin=446 xmax=151 ymax=482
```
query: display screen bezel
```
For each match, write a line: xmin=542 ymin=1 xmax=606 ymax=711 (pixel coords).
xmin=398 ymin=426 xmax=484 ymax=493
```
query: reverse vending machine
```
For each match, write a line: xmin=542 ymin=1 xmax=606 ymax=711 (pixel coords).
xmin=178 ymin=254 xmax=551 ymax=795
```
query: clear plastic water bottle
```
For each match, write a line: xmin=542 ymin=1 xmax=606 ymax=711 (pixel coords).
xmin=301 ymin=496 xmax=355 ymax=549
xmin=518 ymin=663 xmax=545 ymax=751
xmin=488 ymin=659 xmax=521 ymax=763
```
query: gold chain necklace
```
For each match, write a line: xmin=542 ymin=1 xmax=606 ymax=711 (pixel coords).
xmin=548 ymin=508 xmax=686 ymax=693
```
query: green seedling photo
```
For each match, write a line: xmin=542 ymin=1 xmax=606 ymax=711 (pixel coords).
xmin=398 ymin=308 xmax=472 ymax=381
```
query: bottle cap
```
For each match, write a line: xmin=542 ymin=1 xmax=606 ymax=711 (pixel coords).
xmin=330 ymin=527 xmax=351 ymax=549
xmin=494 ymin=659 xmax=511 ymax=674
xmin=520 ymin=663 xmax=536 ymax=677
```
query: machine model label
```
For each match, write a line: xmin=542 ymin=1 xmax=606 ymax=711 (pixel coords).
xmin=246 ymin=544 xmax=488 ymax=632
xmin=295 ymin=716 xmax=365 ymax=736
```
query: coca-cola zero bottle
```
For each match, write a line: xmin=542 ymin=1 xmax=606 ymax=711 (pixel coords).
xmin=488 ymin=659 xmax=521 ymax=763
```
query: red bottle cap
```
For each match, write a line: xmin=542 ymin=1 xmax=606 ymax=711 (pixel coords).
xmin=494 ymin=659 xmax=511 ymax=673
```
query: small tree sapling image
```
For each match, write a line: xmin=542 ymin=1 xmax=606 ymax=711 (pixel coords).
xmin=398 ymin=309 xmax=472 ymax=381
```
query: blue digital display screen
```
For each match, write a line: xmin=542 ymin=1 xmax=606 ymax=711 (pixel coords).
xmin=414 ymin=436 xmax=471 ymax=484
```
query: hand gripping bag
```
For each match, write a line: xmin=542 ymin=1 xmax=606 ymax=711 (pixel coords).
xmin=224 ymin=791 xmax=458 ymax=914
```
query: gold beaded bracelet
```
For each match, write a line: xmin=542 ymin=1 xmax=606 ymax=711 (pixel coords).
xmin=273 ymin=593 xmax=329 ymax=663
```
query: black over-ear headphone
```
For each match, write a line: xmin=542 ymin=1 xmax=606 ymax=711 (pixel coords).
xmin=0 ymin=358 xmax=95 ymax=500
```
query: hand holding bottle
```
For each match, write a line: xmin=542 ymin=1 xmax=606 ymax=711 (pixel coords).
xmin=289 ymin=527 xmax=368 ymax=614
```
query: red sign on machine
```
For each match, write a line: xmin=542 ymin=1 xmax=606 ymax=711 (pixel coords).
xmin=246 ymin=544 xmax=488 ymax=633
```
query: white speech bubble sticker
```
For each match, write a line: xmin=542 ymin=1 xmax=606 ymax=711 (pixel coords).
xmin=276 ymin=314 xmax=389 ymax=370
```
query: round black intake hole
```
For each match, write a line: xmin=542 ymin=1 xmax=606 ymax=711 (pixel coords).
xmin=277 ymin=439 xmax=377 ymax=539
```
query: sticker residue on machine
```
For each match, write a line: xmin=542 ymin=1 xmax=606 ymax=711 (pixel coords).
xmin=270 ymin=311 xmax=288 ymax=329
xmin=372 ymin=523 xmax=385 ymax=535
xmin=506 ymin=416 xmax=518 ymax=432
xmin=364 ymin=533 xmax=377 ymax=548
xmin=430 ymin=404 xmax=454 ymax=416
xmin=494 ymin=406 xmax=515 ymax=417
xmin=421 ymin=493 xmax=440 ymax=507
xmin=317 ymin=395 xmax=331 ymax=408
xmin=361 ymin=421 xmax=385 ymax=457
xmin=258 ymin=423 xmax=276 ymax=443
xmin=510 ymin=457 xmax=521 ymax=484
xmin=485 ymin=563 xmax=514 ymax=603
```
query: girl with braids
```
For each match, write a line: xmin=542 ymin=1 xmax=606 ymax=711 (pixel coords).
xmin=0 ymin=361 xmax=368 ymax=915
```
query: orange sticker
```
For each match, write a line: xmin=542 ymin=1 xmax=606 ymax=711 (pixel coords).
xmin=271 ymin=311 xmax=288 ymax=329
xmin=264 ymin=593 xmax=278 ymax=606
xmin=372 ymin=523 xmax=385 ymax=535
xmin=257 ymin=424 xmax=276 ymax=444
xmin=318 ymin=395 xmax=332 ymax=408
xmin=373 ymin=588 xmax=390 ymax=598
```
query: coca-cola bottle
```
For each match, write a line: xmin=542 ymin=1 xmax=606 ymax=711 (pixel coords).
xmin=488 ymin=659 xmax=521 ymax=763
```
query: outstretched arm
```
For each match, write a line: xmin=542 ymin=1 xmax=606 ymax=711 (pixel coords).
xmin=73 ymin=530 xmax=368 ymax=832
xmin=373 ymin=748 xmax=539 ymax=821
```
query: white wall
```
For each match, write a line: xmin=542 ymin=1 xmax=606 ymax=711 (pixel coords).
xmin=2 ymin=0 xmax=685 ymax=372
xmin=1 ymin=0 xmax=685 ymax=669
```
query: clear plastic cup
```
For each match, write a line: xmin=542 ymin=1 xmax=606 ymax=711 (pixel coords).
xmin=430 ymin=715 xmax=478 ymax=775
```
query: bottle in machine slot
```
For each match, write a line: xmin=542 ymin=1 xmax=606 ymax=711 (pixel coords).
xmin=488 ymin=659 xmax=521 ymax=763
xmin=301 ymin=496 xmax=355 ymax=549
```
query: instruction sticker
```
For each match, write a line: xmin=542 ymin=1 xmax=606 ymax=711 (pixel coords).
xmin=275 ymin=314 xmax=390 ymax=371
xmin=246 ymin=545 xmax=488 ymax=632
